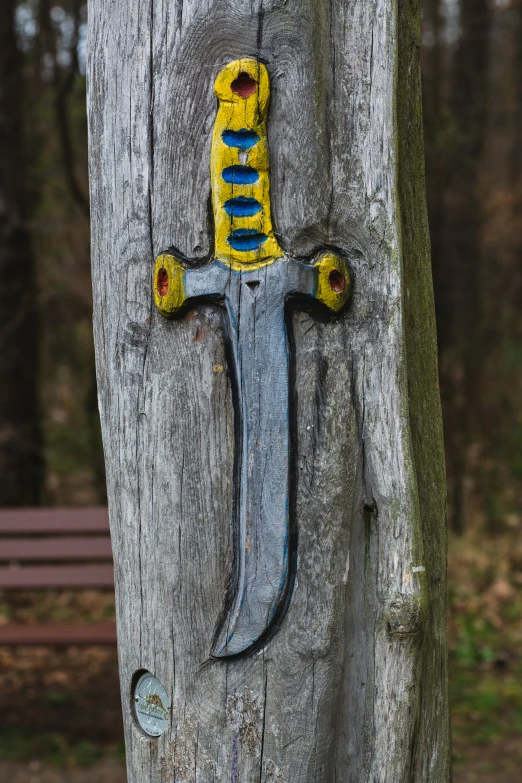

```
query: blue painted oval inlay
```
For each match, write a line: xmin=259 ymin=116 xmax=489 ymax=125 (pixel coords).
xmin=222 ymin=166 xmax=259 ymax=185
xmin=224 ymin=197 xmax=262 ymax=218
xmin=222 ymin=129 xmax=260 ymax=150
xmin=227 ymin=229 xmax=267 ymax=252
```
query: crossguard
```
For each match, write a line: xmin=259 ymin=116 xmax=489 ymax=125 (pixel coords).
xmin=154 ymin=251 xmax=350 ymax=316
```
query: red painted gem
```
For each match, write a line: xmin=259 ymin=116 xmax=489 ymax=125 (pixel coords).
xmin=157 ymin=268 xmax=169 ymax=297
xmin=231 ymin=72 xmax=257 ymax=99
xmin=329 ymin=269 xmax=346 ymax=293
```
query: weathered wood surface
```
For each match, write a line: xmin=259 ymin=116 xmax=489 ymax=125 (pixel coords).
xmin=87 ymin=1 xmax=449 ymax=781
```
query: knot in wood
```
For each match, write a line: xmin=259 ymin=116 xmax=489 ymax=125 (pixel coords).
xmin=386 ymin=592 xmax=425 ymax=638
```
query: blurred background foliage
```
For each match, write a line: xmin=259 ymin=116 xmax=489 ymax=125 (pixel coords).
xmin=0 ymin=0 xmax=104 ymax=508
xmin=1 ymin=0 xmax=522 ymax=779
xmin=424 ymin=2 xmax=522 ymax=775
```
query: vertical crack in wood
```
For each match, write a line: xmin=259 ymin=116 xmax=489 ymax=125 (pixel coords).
xmin=259 ymin=665 xmax=268 ymax=783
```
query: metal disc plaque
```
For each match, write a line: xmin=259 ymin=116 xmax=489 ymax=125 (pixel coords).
xmin=133 ymin=672 xmax=170 ymax=737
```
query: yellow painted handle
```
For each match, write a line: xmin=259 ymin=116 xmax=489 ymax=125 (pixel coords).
xmin=211 ymin=59 xmax=283 ymax=270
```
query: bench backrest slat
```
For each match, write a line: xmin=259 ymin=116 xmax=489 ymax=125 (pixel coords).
xmin=0 ymin=508 xmax=110 ymax=535
xmin=0 ymin=537 xmax=113 ymax=561
xmin=0 ymin=564 xmax=115 ymax=589
xmin=0 ymin=622 xmax=117 ymax=645
xmin=0 ymin=508 xmax=114 ymax=590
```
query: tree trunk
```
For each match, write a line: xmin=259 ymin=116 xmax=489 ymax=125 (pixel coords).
xmin=0 ymin=0 xmax=43 ymax=505
xmin=87 ymin=1 xmax=449 ymax=781
xmin=432 ymin=0 xmax=491 ymax=533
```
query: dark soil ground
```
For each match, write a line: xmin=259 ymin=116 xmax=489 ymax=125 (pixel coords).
xmin=0 ymin=645 xmax=122 ymax=749
xmin=0 ymin=759 xmax=126 ymax=783
xmin=0 ymin=591 xmax=125 ymax=781
xmin=453 ymin=738 xmax=522 ymax=783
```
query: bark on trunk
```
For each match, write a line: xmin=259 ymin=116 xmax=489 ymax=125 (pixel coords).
xmin=0 ymin=0 xmax=43 ymax=505
xmin=87 ymin=1 xmax=449 ymax=780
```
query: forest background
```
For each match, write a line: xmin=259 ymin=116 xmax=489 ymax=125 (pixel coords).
xmin=1 ymin=1 xmax=521 ymax=782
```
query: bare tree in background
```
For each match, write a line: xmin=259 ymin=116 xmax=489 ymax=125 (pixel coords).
xmin=0 ymin=0 xmax=43 ymax=504
xmin=423 ymin=0 xmax=492 ymax=532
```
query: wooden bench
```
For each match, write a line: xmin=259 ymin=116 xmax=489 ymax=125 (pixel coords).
xmin=0 ymin=507 xmax=116 ymax=646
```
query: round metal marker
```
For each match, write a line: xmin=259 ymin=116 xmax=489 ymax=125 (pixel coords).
xmin=133 ymin=672 xmax=170 ymax=737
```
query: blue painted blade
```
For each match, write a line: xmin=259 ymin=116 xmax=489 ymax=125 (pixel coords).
xmin=212 ymin=260 xmax=294 ymax=658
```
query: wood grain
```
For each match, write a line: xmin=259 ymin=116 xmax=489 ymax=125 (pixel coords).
xmin=87 ymin=1 xmax=449 ymax=780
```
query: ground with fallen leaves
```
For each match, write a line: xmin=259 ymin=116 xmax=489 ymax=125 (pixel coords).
xmin=1 ymin=529 xmax=521 ymax=782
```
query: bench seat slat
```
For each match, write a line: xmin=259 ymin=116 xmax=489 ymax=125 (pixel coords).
xmin=0 ymin=508 xmax=110 ymax=535
xmin=0 ymin=537 xmax=113 ymax=561
xmin=0 ymin=622 xmax=117 ymax=646
xmin=0 ymin=564 xmax=114 ymax=588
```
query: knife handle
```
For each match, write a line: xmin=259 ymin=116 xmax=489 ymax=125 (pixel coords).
xmin=211 ymin=59 xmax=283 ymax=270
